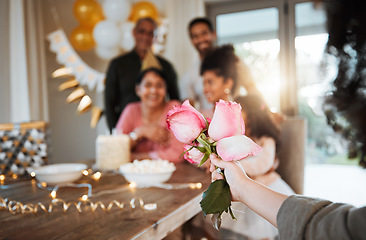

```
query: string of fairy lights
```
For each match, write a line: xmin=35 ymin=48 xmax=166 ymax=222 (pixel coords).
xmin=0 ymin=170 xmax=202 ymax=215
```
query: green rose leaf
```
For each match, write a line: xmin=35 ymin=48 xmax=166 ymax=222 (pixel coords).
xmin=195 ymin=146 xmax=206 ymax=153
xmin=198 ymin=151 xmax=210 ymax=167
xmin=197 ymin=134 xmax=212 ymax=154
xmin=179 ymin=145 xmax=194 ymax=159
xmin=200 ymin=179 xmax=231 ymax=215
xmin=228 ymin=206 xmax=236 ymax=220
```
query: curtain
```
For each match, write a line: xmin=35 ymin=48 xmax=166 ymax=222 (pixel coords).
xmin=164 ymin=0 xmax=205 ymax=78
xmin=9 ymin=0 xmax=48 ymax=123
xmin=0 ymin=0 xmax=10 ymax=123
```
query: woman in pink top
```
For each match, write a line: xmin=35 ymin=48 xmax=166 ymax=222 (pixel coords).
xmin=116 ymin=68 xmax=183 ymax=163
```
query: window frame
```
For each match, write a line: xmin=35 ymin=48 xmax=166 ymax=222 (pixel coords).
xmin=206 ymin=0 xmax=313 ymax=115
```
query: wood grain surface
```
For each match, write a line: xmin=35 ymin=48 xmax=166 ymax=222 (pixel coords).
xmin=0 ymin=162 xmax=211 ymax=240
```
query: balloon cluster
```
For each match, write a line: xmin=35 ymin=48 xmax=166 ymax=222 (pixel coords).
xmin=70 ymin=0 xmax=104 ymax=51
xmin=70 ymin=0 xmax=162 ymax=60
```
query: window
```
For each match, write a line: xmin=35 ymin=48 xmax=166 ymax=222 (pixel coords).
xmin=217 ymin=8 xmax=281 ymax=110
xmin=207 ymin=0 xmax=365 ymax=206
xmin=207 ymin=0 xmax=353 ymax=165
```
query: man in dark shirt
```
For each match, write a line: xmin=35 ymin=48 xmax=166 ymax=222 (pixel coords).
xmin=104 ymin=17 xmax=180 ymax=131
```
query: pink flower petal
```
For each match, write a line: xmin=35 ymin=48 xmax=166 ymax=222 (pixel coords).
xmin=216 ymin=135 xmax=262 ymax=161
xmin=183 ymin=144 xmax=204 ymax=163
xmin=181 ymin=100 xmax=207 ymax=128
xmin=167 ymin=100 xmax=208 ymax=143
xmin=167 ymin=110 xmax=203 ymax=143
xmin=208 ymin=100 xmax=245 ymax=141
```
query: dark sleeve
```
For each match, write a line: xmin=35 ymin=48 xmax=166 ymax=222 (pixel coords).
xmin=277 ymin=195 xmax=366 ymax=240
xmin=104 ymin=59 xmax=119 ymax=132
xmin=160 ymin=58 xmax=180 ymax=101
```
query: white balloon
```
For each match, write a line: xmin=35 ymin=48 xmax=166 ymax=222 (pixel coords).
xmin=93 ymin=20 xmax=121 ymax=48
xmin=95 ymin=46 xmax=120 ymax=60
xmin=103 ymin=0 xmax=130 ymax=23
xmin=119 ymin=22 xmax=135 ymax=51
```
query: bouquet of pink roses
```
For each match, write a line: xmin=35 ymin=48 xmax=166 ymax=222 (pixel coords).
xmin=166 ymin=99 xmax=262 ymax=229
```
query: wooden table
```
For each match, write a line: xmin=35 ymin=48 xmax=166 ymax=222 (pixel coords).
xmin=0 ymin=162 xmax=211 ymax=240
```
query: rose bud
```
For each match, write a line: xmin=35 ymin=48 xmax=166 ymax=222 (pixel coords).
xmin=167 ymin=100 xmax=207 ymax=143
xmin=208 ymin=100 xmax=245 ymax=141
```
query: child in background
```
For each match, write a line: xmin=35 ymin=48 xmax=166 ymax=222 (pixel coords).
xmin=218 ymin=95 xmax=294 ymax=240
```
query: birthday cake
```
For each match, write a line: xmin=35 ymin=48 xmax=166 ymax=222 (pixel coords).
xmin=95 ymin=134 xmax=130 ymax=170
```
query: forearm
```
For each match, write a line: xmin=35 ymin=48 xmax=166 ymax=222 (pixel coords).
xmin=131 ymin=152 xmax=150 ymax=161
xmin=238 ymin=178 xmax=289 ymax=227
xmin=150 ymin=145 xmax=183 ymax=163
xmin=240 ymin=138 xmax=276 ymax=177
xmin=277 ymin=195 xmax=366 ymax=240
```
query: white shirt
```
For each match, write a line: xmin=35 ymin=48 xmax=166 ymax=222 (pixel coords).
xmin=179 ymin=59 xmax=213 ymax=111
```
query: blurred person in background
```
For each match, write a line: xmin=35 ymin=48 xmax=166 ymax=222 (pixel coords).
xmin=105 ymin=17 xmax=179 ymax=132
xmin=116 ymin=68 xmax=183 ymax=163
xmin=181 ymin=18 xmax=259 ymax=112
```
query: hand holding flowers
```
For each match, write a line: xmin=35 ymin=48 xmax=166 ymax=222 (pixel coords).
xmin=166 ymin=100 xmax=262 ymax=229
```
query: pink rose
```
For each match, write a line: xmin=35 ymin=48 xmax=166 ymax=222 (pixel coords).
xmin=167 ymin=100 xmax=207 ymax=143
xmin=216 ymin=135 xmax=262 ymax=161
xmin=183 ymin=143 xmax=205 ymax=164
xmin=208 ymin=100 xmax=245 ymax=141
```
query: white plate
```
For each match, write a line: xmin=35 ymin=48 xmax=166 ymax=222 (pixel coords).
xmin=28 ymin=163 xmax=87 ymax=185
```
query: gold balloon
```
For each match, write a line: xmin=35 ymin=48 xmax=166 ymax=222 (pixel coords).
xmin=70 ymin=26 xmax=95 ymax=51
xmin=73 ymin=0 xmax=104 ymax=27
xmin=129 ymin=1 xmax=159 ymax=22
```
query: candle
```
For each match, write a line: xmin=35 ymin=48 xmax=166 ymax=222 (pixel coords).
xmin=95 ymin=134 xmax=130 ymax=170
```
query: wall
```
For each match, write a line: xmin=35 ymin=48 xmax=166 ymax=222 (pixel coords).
xmin=0 ymin=0 xmax=10 ymax=123
xmin=39 ymin=0 xmax=201 ymax=163
xmin=0 ymin=0 xmax=202 ymax=163
xmin=41 ymin=0 xmax=104 ymax=163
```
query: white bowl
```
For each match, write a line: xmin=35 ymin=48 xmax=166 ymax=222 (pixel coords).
xmin=120 ymin=171 xmax=174 ymax=185
xmin=29 ymin=163 xmax=87 ymax=185
xmin=119 ymin=160 xmax=175 ymax=185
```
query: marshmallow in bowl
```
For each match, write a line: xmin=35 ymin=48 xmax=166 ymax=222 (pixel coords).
xmin=122 ymin=159 xmax=176 ymax=173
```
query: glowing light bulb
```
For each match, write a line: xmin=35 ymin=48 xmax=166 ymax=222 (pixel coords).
xmin=30 ymin=172 xmax=36 ymax=177
xmin=12 ymin=174 xmax=18 ymax=179
xmin=82 ymin=170 xmax=89 ymax=176
xmin=93 ymin=172 xmax=101 ymax=180
xmin=129 ymin=182 xmax=137 ymax=189
xmin=81 ymin=195 xmax=88 ymax=201
xmin=0 ymin=175 xmax=5 ymax=181
xmin=144 ymin=203 xmax=157 ymax=211
xmin=189 ymin=183 xmax=202 ymax=189
xmin=51 ymin=191 xmax=56 ymax=199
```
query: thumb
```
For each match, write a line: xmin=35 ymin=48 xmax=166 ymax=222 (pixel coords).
xmin=209 ymin=153 xmax=228 ymax=169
